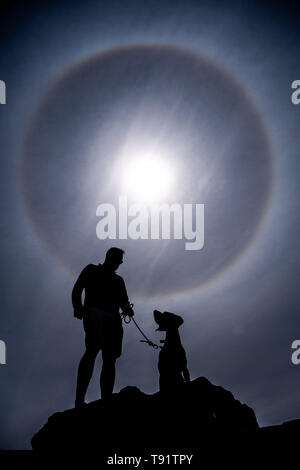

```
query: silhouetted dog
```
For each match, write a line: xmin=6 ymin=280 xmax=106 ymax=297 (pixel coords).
xmin=154 ymin=310 xmax=190 ymax=392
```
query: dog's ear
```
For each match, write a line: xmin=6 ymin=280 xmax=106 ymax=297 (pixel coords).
xmin=153 ymin=310 xmax=164 ymax=329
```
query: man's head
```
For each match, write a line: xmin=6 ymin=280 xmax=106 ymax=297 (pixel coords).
xmin=104 ymin=247 xmax=125 ymax=272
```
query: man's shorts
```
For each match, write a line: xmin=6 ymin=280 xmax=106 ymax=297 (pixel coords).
xmin=83 ymin=307 xmax=123 ymax=358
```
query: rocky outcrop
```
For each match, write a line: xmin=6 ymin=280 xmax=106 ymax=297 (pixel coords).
xmin=31 ymin=377 xmax=259 ymax=459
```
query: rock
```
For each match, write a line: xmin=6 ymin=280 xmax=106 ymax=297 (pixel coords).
xmin=31 ymin=377 xmax=259 ymax=460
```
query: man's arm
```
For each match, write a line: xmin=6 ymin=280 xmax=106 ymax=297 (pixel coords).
xmin=119 ymin=278 xmax=134 ymax=317
xmin=72 ymin=266 xmax=89 ymax=319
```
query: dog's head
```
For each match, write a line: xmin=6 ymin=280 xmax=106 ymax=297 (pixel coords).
xmin=153 ymin=310 xmax=184 ymax=331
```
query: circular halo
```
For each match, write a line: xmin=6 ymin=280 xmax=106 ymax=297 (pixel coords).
xmin=20 ymin=43 xmax=273 ymax=299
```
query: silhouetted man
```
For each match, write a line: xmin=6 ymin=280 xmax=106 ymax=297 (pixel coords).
xmin=72 ymin=247 xmax=134 ymax=406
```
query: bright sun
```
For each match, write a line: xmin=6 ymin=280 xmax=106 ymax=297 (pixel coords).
xmin=122 ymin=154 xmax=174 ymax=203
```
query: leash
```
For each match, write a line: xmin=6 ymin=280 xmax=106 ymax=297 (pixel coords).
xmin=121 ymin=304 xmax=161 ymax=350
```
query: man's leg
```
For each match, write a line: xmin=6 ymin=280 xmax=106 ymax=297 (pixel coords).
xmin=75 ymin=346 xmax=100 ymax=407
xmin=100 ymin=350 xmax=117 ymax=399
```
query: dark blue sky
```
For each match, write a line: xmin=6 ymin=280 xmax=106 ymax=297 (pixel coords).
xmin=1 ymin=0 xmax=300 ymax=449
